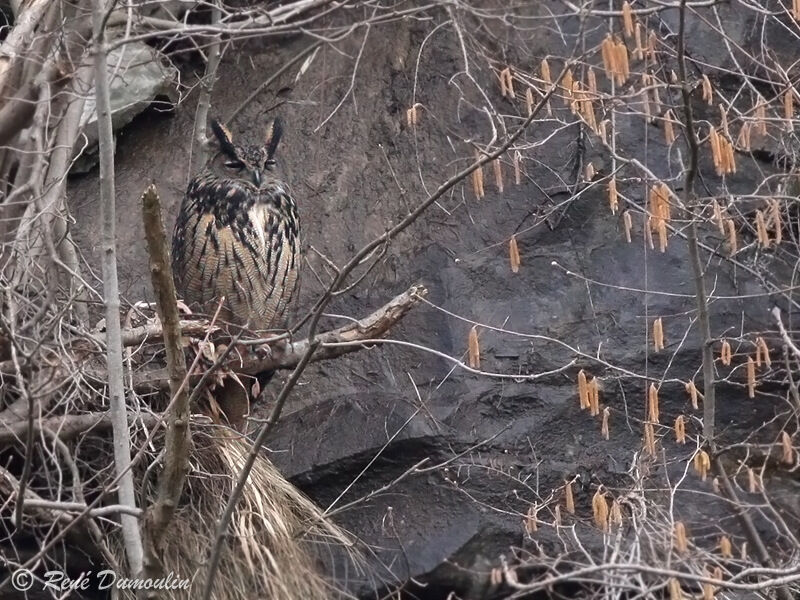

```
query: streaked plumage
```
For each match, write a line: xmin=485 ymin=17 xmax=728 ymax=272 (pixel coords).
xmin=171 ymin=117 xmax=299 ymax=334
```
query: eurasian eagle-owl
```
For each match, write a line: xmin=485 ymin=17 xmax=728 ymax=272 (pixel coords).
xmin=171 ymin=118 xmax=299 ymax=428
xmin=172 ymin=118 xmax=299 ymax=330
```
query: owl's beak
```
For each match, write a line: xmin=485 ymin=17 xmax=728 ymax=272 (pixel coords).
xmin=251 ymin=169 xmax=262 ymax=187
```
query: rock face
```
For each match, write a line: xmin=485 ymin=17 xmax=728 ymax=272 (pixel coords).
xmin=74 ymin=42 xmax=177 ymax=173
xmin=68 ymin=4 xmax=798 ymax=599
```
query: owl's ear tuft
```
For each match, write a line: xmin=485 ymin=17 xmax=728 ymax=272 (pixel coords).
xmin=210 ymin=119 xmax=237 ymax=157
xmin=264 ymin=117 xmax=283 ymax=160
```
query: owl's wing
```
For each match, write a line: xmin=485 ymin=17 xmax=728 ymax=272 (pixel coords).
xmin=171 ymin=177 xmax=299 ymax=330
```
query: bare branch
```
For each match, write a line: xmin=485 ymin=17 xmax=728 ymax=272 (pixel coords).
xmin=140 ymin=184 xmax=192 ymax=582
xmin=92 ymin=0 xmax=143 ymax=576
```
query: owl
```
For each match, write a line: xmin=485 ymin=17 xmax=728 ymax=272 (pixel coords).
xmin=171 ymin=118 xmax=300 ymax=429
xmin=171 ymin=117 xmax=300 ymax=333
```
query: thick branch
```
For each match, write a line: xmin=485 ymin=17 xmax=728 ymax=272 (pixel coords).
xmin=140 ymin=184 xmax=191 ymax=584
xmin=132 ymin=284 xmax=427 ymax=391
xmin=0 ymin=0 xmax=51 ymax=95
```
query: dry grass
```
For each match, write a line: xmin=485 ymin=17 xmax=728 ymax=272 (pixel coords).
xmin=114 ymin=424 xmax=358 ymax=600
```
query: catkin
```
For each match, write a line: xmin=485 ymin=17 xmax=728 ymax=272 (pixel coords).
xmin=623 ymin=210 xmax=632 ymax=243
xmin=686 ymin=380 xmax=699 ymax=410
xmin=509 ymin=236 xmax=520 ymax=273
xmin=702 ymin=74 xmax=713 ymax=105
xmin=657 ymin=218 xmax=668 ymax=252
xmin=668 ymin=578 xmax=683 ymax=600
xmin=694 ymin=450 xmax=711 ymax=480
xmin=647 ymin=30 xmax=657 ymax=62
xmin=525 ymin=87 xmax=534 ymax=117
xmin=747 ymin=356 xmax=756 ymax=398
xmin=770 ymin=199 xmax=782 ymax=245
xmin=644 ymin=422 xmax=656 ymax=456
xmin=562 ymin=68 xmax=574 ymax=100
xmin=781 ymin=431 xmax=794 ymax=464
xmin=755 ymin=210 xmax=769 ymax=247
xmin=608 ymin=177 xmax=619 ymax=214
xmin=616 ymin=39 xmax=629 ymax=85
xmin=712 ymin=199 xmax=725 ymax=234
xmin=674 ymin=521 xmax=688 ymax=553
xmin=472 ymin=151 xmax=484 ymax=199
xmin=748 ymin=467 xmax=760 ymax=492
xmin=710 ymin=127 xmax=721 ymax=170
xmin=663 ymin=110 xmax=676 ymax=145
xmin=588 ymin=377 xmax=600 ymax=416
xmin=653 ymin=318 xmax=664 ymax=351
xmin=675 ymin=415 xmax=686 ymax=444
xmin=578 ymin=369 xmax=589 ymax=409
xmin=719 ymin=535 xmax=733 ymax=558
xmin=406 ymin=106 xmax=417 ymax=126
xmin=720 ymin=339 xmax=732 ymax=366
xmin=565 ymin=480 xmax=575 ymax=514
xmin=587 ymin=68 xmax=597 ymax=94
xmin=493 ymin=158 xmax=504 ymax=193
xmin=634 ymin=23 xmax=644 ymax=60
xmin=601 ymin=35 xmax=614 ymax=80
xmin=726 ymin=219 xmax=738 ymax=255
xmin=609 ymin=499 xmax=622 ymax=528
xmin=524 ymin=504 xmax=538 ymax=533
xmin=648 ymin=383 xmax=660 ymax=424
xmin=757 ymin=336 xmax=771 ymax=368
xmin=736 ymin=121 xmax=752 ymax=151
xmin=540 ymin=58 xmax=551 ymax=85
xmin=755 ymin=96 xmax=767 ymax=136
xmin=622 ymin=1 xmax=634 ymax=36
xmin=719 ymin=103 xmax=730 ymax=138
xmin=592 ymin=489 xmax=609 ymax=531
xmin=468 ymin=326 xmax=480 ymax=368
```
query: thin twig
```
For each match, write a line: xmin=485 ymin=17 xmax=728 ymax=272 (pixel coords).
xmin=676 ymin=0 xmax=715 ymax=444
xmin=189 ymin=0 xmax=222 ymax=176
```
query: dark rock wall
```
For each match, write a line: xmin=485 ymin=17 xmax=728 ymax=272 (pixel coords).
xmin=68 ymin=3 xmax=799 ymax=598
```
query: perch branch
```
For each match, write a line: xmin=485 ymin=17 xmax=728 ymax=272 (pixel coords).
xmin=140 ymin=184 xmax=191 ymax=584
xmin=92 ymin=0 xmax=144 ymax=576
xmin=133 ymin=284 xmax=428 ymax=391
xmin=118 ymin=319 xmax=218 ymax=347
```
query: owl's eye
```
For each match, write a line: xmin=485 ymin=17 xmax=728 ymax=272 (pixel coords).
xmin=264 ymin=159 xmax=276 ymax=169
xmin=225 ymin=160 xmax=245 ymax=169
